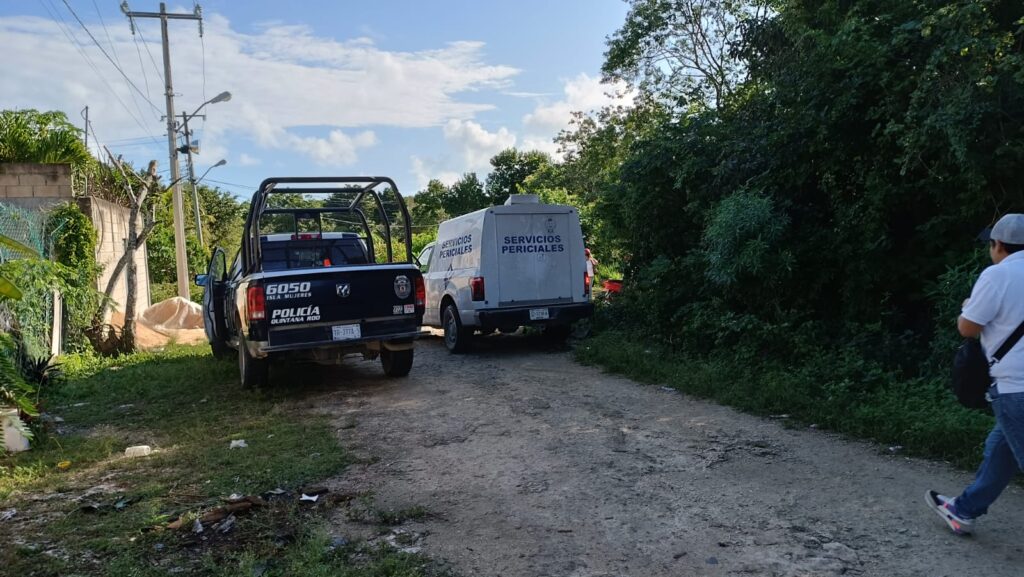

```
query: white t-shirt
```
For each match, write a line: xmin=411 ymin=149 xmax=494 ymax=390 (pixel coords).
xmin=961 ymin=251 xmax=1024 ymax=394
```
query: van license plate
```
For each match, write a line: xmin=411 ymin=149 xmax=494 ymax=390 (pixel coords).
xmin=529 ymin=308 xmax=549 ymax=320
xmin=332 ymin=324 xmax=361 ymax=341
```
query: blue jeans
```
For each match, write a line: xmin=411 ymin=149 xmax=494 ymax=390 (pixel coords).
xmin=956 ymin=386 xmax=1024 ymax=518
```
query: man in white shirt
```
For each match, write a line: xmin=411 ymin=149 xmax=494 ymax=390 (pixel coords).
xmin=927 ymin=213 xmax=1024 ymax=535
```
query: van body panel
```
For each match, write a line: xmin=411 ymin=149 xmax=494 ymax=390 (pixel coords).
xmin=421 ymin=197 xmax=591 ymax=330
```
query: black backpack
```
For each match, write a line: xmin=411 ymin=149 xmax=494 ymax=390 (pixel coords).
xmin=951 ymin=321 xmax=1024 ymax=410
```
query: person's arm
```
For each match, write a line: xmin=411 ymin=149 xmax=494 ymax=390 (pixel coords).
xmin=959 ymin=272 xmax=1001 ymax=339
xmin=958 ymin=315 xmax=984 ymax=338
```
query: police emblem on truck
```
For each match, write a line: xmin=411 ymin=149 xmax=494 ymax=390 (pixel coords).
xmin=394 ymin=275 xmax=411 ymax=299
xmin=336 ymin=283 xmax=351 ymax=298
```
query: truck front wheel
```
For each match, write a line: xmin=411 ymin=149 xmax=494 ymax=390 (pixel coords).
xmin=239 ymin=337 xmax=269 ymax=389
xmin=381 ymin=347 xmax=414 ymax=377
xmin=442 ymin=304 xmax=471 ymax=354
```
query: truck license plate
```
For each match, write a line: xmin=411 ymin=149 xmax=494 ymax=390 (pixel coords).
xmin=332 ymin=324 xmax=361 ymax=341
xmin=529 ymin=308 xmax=549 ymax=320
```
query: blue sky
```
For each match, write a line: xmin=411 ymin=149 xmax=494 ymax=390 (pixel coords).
xmin=1 ymin=1 xmax=631 ymax=199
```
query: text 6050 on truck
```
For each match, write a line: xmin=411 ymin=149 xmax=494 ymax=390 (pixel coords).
xmin=197 ymin=177 xmax=425 ymax=388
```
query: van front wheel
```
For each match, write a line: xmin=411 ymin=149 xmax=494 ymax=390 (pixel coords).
xmin=443 ymin=304 xmax=471 ymax=354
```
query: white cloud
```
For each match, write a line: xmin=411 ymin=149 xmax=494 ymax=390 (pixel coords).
xmin=442 ymin=119 xmax=516 ymax=170
xmin=410 ymin=156 xmax=460 ymax=190
xmin=408 ymin=120 xmax=516 ymax=191
xmin=0 ymin=15 xmax=519 ymax=167
xmin=521 ymin=73 xmax=633 ymax=158
xmin=237 ymin=153 xmax=261 ymax=166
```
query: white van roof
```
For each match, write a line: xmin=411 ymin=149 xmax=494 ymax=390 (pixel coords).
xmin=503 ymin=194 xmax=540 ymax=206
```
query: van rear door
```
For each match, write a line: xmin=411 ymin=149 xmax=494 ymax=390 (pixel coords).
xmin=494 ymin=212 xmax=573 ymax=306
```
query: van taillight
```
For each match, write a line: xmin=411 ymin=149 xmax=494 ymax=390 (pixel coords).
xmin=247 ymin=286 xmax=266 ymax=320
xmin=471 ymin=277 xmax=485 ymax=301
xmin=584 ymin=271 xmax=591 ymax=296
xmin=415 ymin=276 xmax=425 ymax=306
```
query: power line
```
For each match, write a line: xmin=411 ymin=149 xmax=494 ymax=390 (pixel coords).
xmin=61 ymin=0 xmax=163 ymax=116
xmin=204 ymin=178 xmax=256 ymax=190
xmin=132 ymin=17 xmax=165 ymax=85
xmin=38 ymin=0 xmax=161 ymax=145
xmin=91 ymin=0 xmax=150 ymax=132
xmin=130 ymin=24 xmax=154 ymax=104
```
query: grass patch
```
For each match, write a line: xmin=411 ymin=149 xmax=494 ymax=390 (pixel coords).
xmin=576 ymin=330 xmax=994 ymax=470
xmin=0 ymin=345 xmax=440 ymax=576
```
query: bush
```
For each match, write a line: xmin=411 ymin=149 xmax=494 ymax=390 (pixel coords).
xmin=0 ymin=259 xmax=101 ymax=356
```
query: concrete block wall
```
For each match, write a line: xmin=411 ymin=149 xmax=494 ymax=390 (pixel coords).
xmin=0 ymin=163 xmax=73 ymax=199
xmin=77 ymin=197 xmax=152 ymax=318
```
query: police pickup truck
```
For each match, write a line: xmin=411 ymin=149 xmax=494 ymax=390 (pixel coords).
xmin=197 ymin=177 xmax=425 ymax=388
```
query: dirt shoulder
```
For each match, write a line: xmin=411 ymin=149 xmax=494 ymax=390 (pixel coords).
xmin=318 ymin=334 xmax=1023 ymax=577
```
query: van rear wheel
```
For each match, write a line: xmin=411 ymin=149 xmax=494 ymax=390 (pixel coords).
xmin=381 ymin=347 xmax=414 ymax=377
xmin=443 ymin=304 xmax=471 ymax=353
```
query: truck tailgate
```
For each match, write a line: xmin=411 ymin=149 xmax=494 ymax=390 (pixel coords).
xmin=261 ymin=265 xmax=421 ymax=349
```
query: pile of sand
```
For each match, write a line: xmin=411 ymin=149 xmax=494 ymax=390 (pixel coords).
xmin=109 ymin=297 xmax=208 ymax=349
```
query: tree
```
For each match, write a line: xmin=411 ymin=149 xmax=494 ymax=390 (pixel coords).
xmin=410 ymin=179 xmax=449 ymax=227
xmin=484 ymin=148 xmax=551 ymax=205
xmin=603 ymin=0 xmax=771 ymax=108
xmin=100 ymin=150 xmax=159 ymax=352
xmin=445 ymin=173 xmax=489 ymax=216
xmin=0 ymin=109 xmax=91 ymax=167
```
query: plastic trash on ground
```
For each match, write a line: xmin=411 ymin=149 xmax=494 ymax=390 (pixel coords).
xmin=124 ymin=445 xmax=152 ymax=458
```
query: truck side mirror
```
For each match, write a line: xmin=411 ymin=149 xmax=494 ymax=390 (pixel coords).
xmin=194 ymin=274 xmax=209 ymax=287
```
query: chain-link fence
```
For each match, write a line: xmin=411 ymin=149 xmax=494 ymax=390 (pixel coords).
xmin=0 ymin=202 xmax=60 ymax=357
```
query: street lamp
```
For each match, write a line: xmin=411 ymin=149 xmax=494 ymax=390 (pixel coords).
xmin=190 ymin=159 xmax=226 ymax=247
xmin=187 ymin=91 xmax=231 ymax=123
xmin=196 ymin=159 xmax=227 ymax=185
xmin=167 ymin=89 xmax=232 ymax=300
xmin=176 ymin=91 xmax=231 ymax=251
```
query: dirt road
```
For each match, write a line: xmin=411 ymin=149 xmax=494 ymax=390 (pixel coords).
xmin=311 ymin=334 xmax=1023 ymax=577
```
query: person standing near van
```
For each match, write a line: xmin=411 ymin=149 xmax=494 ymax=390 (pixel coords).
xmin=926 ymin=213 xmax=1024 ymax=535
xmin=585 ymin=248 xmax=598 ymax=284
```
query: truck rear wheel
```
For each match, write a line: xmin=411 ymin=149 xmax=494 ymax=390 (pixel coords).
xmin=239 ymin=337 xmax=269 ymax=389
xmin=443 ymin=303 xmax=471 ymax=354
xmin=381 ymin=347 xmax=414 ymax=377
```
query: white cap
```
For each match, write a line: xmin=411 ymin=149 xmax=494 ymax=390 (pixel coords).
xmin=990 ymin=213 xmax=1024 ymax=244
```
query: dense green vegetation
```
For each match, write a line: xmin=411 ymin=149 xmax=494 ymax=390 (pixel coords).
xmin=555 ymin=0 xmax=1024 ymax=462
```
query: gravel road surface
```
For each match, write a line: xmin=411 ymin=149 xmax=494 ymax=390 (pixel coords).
xmin=308 ymin=334 xmax=1023 ymax=577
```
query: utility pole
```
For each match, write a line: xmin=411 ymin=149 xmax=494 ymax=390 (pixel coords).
xmin=81 ymin=106 xmax=89 ymax=196
xmin=178 ymin=112 xmax=204 ymax=246
xmin=122 ymin=2 xmax=203 ymax=300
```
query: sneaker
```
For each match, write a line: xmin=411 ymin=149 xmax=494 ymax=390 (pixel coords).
xmin=926 ymin=490 xmax=974 ymax=535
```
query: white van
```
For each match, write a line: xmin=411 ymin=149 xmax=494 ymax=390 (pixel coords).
xmin=418 ymin=195 xmax=594 ymax=352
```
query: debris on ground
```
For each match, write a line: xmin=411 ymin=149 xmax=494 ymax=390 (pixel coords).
xmin=57 ymin=460 xmax=71 ymax=469
xmin=165 ymin=496 xmax=265 ymax=530
xmin=379 ymin=528 xmax=424 ymax=554
xmin=124 ymin=445 xmax=152 ymax=458
xmin=214 ymin=514 xmax=236 ymax=534
xmin=229 ymin=439 xmax=248 ymax=449
xmin=0 ymin=509 xmax=15 ymax=522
